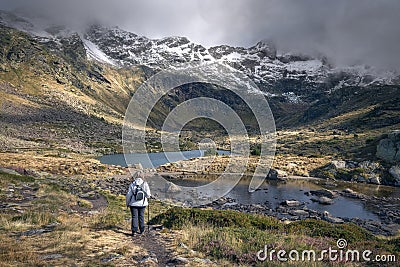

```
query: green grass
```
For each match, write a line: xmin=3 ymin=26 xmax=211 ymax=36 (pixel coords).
xmin=92 ymin=190 xmax=171 ymax=230
xmin=0 ymin=171 xmax=35 ymax=184
xmin=151 ymin=207 xmax=399 ymax=265
xmin=91 ymin=190 xmax=129 ymax=229
xmin=150 ymin=207 xmax=282 ymax=230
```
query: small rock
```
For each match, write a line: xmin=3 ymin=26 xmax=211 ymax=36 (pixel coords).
xmin=330 ymin=160 xmax=346 ymax=169
xmin=39 ymin=254 xmax=63 ymax=260
xmin=368 ymin=175 xmax=381 ymax=185
xmin=179 ymin=242 xmax=189 ymax=249
xmin=342 ymin=188 xmax=353 ymax=194
xmin=222 ymin=202 xmax=238 ymax=207
xmin=309 ymin=189 xmax=337 ymax=198
xmin=139 ymin=255 xmax=158 ymax=264
xmin=389 ymin=165 xmax=400 ymax=186
xmin=87 ymin=210 xmax=100 ymax=215
xmin=18 ymin=228 xmax=50 ymax=236
xmin=323 ymin=211 xmax=344 ymax=223
xmin=193 ymin=257 xmax=213 ymax=264
xmin=101 ymin=253 xmax=123 ymax=263
xmin=356 ymin=176 xmax=367 ymax=183
xmin=168 ymin=256 xmax=190 ymax=264
xmin=267 ymin=169 xmax=288 ymax=180
xmin=311 ymin=196 xmax=334 ymax=205
xmin=281 ymin=200 xmax=301 ymax=207
xmin=44 ymin=222 xmax=60 ymax=229
xmin=289 ymin=209 xmax=309 ymax=216
xmin=346 ymin=161 xmax=358 ymax=168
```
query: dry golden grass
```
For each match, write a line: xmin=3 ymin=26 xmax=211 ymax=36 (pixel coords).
xmin=0 ymin=171 xmax=149 ymax=266
xmin=0 ymin=152 xmax=126 ymax=177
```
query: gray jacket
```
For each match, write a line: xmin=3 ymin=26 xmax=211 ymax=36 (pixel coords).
xmin=126 ymin=178 xmax=151 ymax=207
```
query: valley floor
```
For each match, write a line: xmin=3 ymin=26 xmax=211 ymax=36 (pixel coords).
xmin=0 ymin=151 xmax=399 ymax=266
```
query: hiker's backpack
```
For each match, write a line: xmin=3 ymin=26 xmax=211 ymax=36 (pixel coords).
xmin=133 ymin=184 xmax=145 ymax=201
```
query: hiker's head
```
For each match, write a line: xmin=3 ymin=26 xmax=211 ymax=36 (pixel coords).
xmin=131 ymin=170 xmax=144 ymax=181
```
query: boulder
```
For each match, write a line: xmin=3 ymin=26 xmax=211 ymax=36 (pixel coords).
xmin=289 ymin=209 xmax=309 ymax=217
xmin=222 ymin=202 xmax=238 ymax=207
xmin=322 ymin=211 xmax=344 ymax=223
xmin=376 ymin=131 xmax=400 ymax=163
xmin=342 ymin=188 xmax=356 ymax=194
xmin=356 ymin=176 xmax=367 ymax=183
xmin=168 ymin=257 xmax=190 ymax=264
xmin=309 ymin=189 xmax=337 ymax=198
xmin=267 ymin=169 xmax=288 ymax=180
xmin=368 ymin=174 xmax=381 ymax=185
xmin=282 ymin=200 xmax=301 ymax=207
xmin=330 ymin=160 xmax=346 ymax=169
xmin=389 ymin=165 xmax=400 ymax=186
xmin=342 ymin=188 xmax=361 ymax=198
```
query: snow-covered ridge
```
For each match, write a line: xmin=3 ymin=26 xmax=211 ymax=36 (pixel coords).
xmin=0 ymin=9 xmax=399 ymax=103
xmin=82 ymin=39 xmax=116 ymax=66
xmin=84 ymin=25 xmax=215 ymax=68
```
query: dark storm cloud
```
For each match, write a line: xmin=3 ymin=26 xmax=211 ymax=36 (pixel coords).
xmin=1 ymin=0 xmax=399 ymax=69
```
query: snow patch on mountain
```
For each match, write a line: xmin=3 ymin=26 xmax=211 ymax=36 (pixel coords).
xmin=283 ymin=92 xmax=302 ymax=103
xmin=1 ymin=9 xmax=399 ymax=100
xmin=286 ymin=59 xmax=324 ymax=73
xmin=220 ymin=52 xmax=242 ymax=62
xmin=82 ymin=39 xmax=116 ymax=66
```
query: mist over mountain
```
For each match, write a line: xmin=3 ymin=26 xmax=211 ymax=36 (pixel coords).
xmin=1 ymin=0 xmax=400 ymax=71
xmin=0 ymin=8 xmax=399 ymax=132
xmin=1 ymin=3 xmax=400 ymax=266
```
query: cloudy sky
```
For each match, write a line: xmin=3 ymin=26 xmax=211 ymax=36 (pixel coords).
xmin=1 ymin=0 xmax=400 ymax=69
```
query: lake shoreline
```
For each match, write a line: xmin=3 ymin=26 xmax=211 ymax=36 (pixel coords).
xmin=160 ymin=174 xmax=400 ymax=236
xmin=96 ymin=151 xmax=400 ymax=236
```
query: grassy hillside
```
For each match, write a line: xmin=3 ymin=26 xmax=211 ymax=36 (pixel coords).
xmin=0 ymin=25 xmax=150 ymax=154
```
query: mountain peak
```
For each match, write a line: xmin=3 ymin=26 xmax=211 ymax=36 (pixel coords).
xmin=0 ymin=9 xmax=398 ymax=88
xmin=249 ymin=40 xmax=277 ymax=59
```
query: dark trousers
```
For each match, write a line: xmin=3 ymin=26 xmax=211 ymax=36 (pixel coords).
xmin=130 ymin=206 xmax=146 ymax=233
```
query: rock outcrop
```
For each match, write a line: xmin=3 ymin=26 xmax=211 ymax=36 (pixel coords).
xmin=376 ymin=131 xmax=400 ymax=163
xmin=389 ymin=165 xmax=400 ymax=186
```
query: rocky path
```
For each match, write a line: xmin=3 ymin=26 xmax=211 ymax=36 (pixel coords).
xmin=134 ymin=231 xmax=175 ymax=266
xmin=0 ymin=167 xmax=216 ymax=266
xmin=111 ymin=227 xmax=214 ymax=266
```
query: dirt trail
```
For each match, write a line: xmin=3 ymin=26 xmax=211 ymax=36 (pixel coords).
xmin=136 ymin=231 xmax=174 ymax=265
xmin=112 ymin=227 xmax=184 ymax=266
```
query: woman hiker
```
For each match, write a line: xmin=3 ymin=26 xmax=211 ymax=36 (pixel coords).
xmin=126 ymin=171 xmax=151 ymax=236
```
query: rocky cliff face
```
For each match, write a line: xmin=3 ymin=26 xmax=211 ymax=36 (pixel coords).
xmin=2 ymin=9 xmax=399 ymax=107
xmin=83 ymin=24 xmax=400 ymax=106
xmin=0 ymin=22 xmax=147 ymax=154
xmin=0 ymin=9 xmax=399 ymax=157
